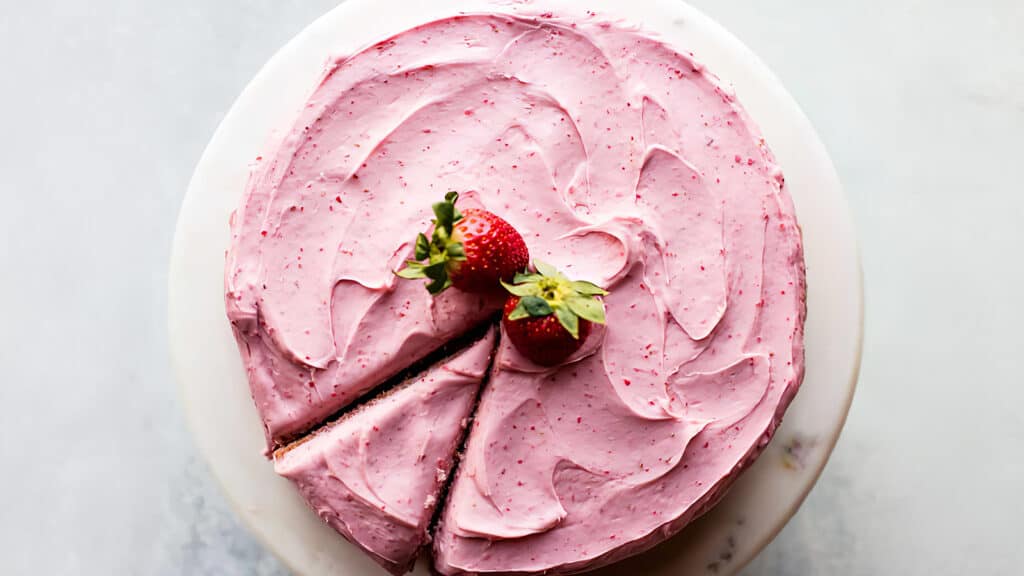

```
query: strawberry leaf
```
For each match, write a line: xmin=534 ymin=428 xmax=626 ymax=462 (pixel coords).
xmin=570 ymin=280 xmax=608 ymax=296
xmin=433 ymin=225 xmax=451 ymax=249
xmin=432 ymin=200 xmax=457 ymax=232
xmin=501 ymin=280 xmax=539 ymax=297
xmin=414 ymin=233 xmax=430 ymax=260
xmin=395 ymin=262 xmax=427 ymax=279
xmin=566 ymin=295 xmax=606 ymax=324
xmin=426 ymin=276 xmax=452 ymax=294
xmin=423 ymin=259 xmax=447 ymax=276
xmin=520 ymin=295 xmax=553 ymax=316
xmin=446 ymin=242 xmax=466 ymax=260
xmin=533 ymin=260 xmax=559 ymax=278
xmin=507 ymin=299 xmax=531 ymax=321
xmin=398 ymin=191 xmax=470 ymax=295
xmin=513 ymin=272 xmax=543 ymax=284
xmin=554 ymin=305 xmax=580 ymax=339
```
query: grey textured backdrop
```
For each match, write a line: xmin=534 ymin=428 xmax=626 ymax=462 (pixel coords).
xmin=1 ymin=1 xmax=1022 ymax=575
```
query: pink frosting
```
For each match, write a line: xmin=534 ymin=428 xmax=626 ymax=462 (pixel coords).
xmin=223 ymin=24 xmax=510 ymax=447
xmin=226 ymin=9 xmax=804 ymax=574
xmin=274 ymin=329 xmax=496 ymax=575
xmin=403 ymin=14 xmax=804 ymax=575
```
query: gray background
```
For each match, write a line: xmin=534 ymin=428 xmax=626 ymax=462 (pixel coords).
xmin=2 ymin=1 xmax=1022 ymax=574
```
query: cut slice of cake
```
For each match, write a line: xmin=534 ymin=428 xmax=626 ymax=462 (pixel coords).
xmin=273 ymin=327 xmax=495 ymax=575
xmin=226 ymin=258 xmax=500 ymax=450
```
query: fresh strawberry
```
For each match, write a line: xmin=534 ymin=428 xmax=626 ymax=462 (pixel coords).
xmin=501 ymin=261 xmax=608 ymax=366
xmin=397 ymin=191 xmax=529 ymax=294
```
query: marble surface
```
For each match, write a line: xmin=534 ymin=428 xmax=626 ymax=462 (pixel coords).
xmin=0 ymin=1 xmax=1021 ymax=575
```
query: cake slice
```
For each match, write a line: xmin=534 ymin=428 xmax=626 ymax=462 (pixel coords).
xmin=274 ymin=327 xmax=496 ymax=575
xmin=226 ymin=262 xmax=500 ymax=450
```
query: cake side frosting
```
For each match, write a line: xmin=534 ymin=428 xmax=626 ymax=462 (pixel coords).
xmin=273 ymin=328 xmax=496 ymax=575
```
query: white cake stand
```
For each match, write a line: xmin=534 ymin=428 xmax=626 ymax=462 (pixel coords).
xmin=168 ymin=1 xmax=862 ymax=574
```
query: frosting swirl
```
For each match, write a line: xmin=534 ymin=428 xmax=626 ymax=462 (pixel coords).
xmin=225 ymin=10 xmax=805 ymax=573
xmin=396 ymin=14 xmax=805 ymax=574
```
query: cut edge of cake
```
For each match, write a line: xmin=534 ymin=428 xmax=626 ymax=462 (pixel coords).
xmin=264 ymin=316 xmax=500 ymax=451
xmin=273 ymin=326 xmax=498 ymax=575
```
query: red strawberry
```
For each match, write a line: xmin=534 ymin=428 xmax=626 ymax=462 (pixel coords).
xmin=501 ymin=261 xmax=608 ymax=366
xmin=397 ymin=191 xmax=529 ymax=294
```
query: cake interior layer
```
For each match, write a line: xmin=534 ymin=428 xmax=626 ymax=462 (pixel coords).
xmin=422 ymin=352 xmax=493 ymax=547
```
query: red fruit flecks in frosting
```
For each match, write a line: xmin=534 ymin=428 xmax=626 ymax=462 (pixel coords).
xmin=501 ymin=261 xmax=608 ymax=366
xmin=397 ymin=191 xmax=529 ymax=294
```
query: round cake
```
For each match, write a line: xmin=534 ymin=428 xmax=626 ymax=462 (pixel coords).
xmin=225 ymin=8 xmax=805 ymax=576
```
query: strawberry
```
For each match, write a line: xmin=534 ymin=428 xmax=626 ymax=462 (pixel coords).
xmin=501 ymin=261 xmax=608 ymax=366
xmin=397 ymin=191 xmax=529 ymax=294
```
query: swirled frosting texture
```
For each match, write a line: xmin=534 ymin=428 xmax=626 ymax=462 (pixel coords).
xmin=274 ymin=329 xmax=495 ymax=575
xmin=225 ymin=9 xmax=804 ymax=574
xmin=406 ymin=14 xmax=804 ymax=576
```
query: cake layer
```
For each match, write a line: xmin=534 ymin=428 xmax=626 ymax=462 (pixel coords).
xmin=274 ymin=328 xmax=496 ymax=575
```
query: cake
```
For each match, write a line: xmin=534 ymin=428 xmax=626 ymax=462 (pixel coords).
xmin=226 ymin=9 xmax=805 ymax=576
xmin=274 ymin=329 xmax=495 ymax=575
